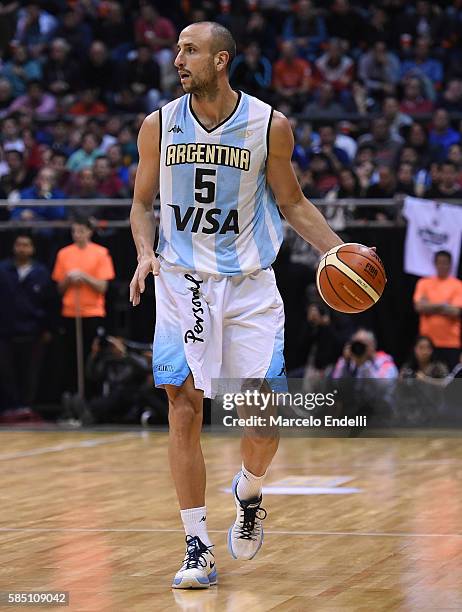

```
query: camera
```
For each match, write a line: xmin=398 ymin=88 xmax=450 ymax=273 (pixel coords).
xmin=351 ymin=340 xmax=367 ymax=358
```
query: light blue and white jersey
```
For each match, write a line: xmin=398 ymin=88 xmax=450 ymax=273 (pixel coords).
xmin=157 ymin=91 xmax=283 ymax=275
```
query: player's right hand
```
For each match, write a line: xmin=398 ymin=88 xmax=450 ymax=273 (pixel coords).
xmin=129 ymin=254 xmax=160 ymax=306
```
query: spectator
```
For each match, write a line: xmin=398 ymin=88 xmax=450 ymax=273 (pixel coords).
xmin=106 ymin=143 xmax=129 ymax=185
xmin=439 ymin=78 xmax=462 ymax=112
xmin=428 ymin=108 xmax=460 ymax=156
xmin=396 ymin=162 xmax=417 ymax=196
xmin=134 ymin=3 xmax=176 ymax=58
xmin=400 ymin=36 xmax=443 ymax=88
xmin=66 ymin=132 xmax=102 ymax=173
xmin=0 ymin=78 xmax=14 ymax=117
xmin=311 ymin=124 xmax=350 ymax=170
xmin=325 ymin=167 xmax=361 ymax=229
xmin=365 ymin=7 xmax=392 ymax=47
xmin=400 ymin=336 xmax=448 ymax=380
xmin=282 ymin=0 xmax=326 ymax=61
xmin=68 ymin=167 xmax=101 ymax=200
xmin=304 ymin=82 xmax=344 ymax=118
xmin=79 ymin=41 xmax=117 ymax=102
xmin=243 ymin=11 xmax=276 ymax=61
xmin=93 ymin=155 xmax=126 ymax=199
xmin=292 ymin=123 xmax=316 ymax=171
xmin=54 ymin=9 xmax=93 ymax=60
xmin=309 ymin=152 xmax=338 ymax=195
xmin=335 ymin=121 xmax=357 ymax=161
xmin=382 ymin=96 xmax=413 ymax=140
xmin=49 ymin=119 xmax=73 ymax=157
xmin=357 ymin=117 xmax=402 ymax=167
xmin=314 ymin=38 xmax=354 ymax=94
xmin=8 ymin=79 xmax=56 ymax=117
xmin=400 ymin=76 xmax=434 ymax=115
xmin=52 ymin=217 xmax=115 ymax=395
xmin=363 ymin=165 xmax=397 ymax=220
xmin=425 ymin=161 xmax=462 ymax=199
xmin=12 ymin=167 xmax=66 ymax=221
xmin=272 ymin=40 xmax=311 ymax=112
xmin=122 ymin=44 xmax=162 ymax=113
xmin=331 ymin=328 xmax=398 ymax=379
xmin=42 ymin=38 xmax=79 ymax=101
xmin=0 ymin=233 xmax=53 ymax=413
xmin=1 ymin=43 xmax=42 ymax=97
xmin=68 ymin=88 xmax=108 ymax=117
xmin=14 ymin=1 xmax=57 ymax=54
xmin=95 ymin=1 xmax=132 ymax=60
xmin=50 ymin=151 xmax=70 ymax=193
xmin=414 ymin=250 xmax=462 ymax=370
xmin=406 ymin=122 xmax=441 ymax=167
xmin=448 ymin=144 xmax=462 ymax=186
xmin=230 ymin=42 xmax=272 ymax=101
xmin=358 ymin=40 xmax=400 ymax=100
xmin=0 ymin=148 xmax=34 ymax=196
xmin=325 ymin=0 xmax=365 ymax=48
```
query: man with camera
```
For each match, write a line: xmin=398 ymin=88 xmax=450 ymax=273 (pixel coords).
xmin=329 ymin=329 xmax=398 ymax=425
xmin=331 ymin=329 xmax=398 ymax=380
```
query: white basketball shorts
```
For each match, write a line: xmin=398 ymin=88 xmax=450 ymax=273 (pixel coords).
xmin=153 ymin=257 xmax=286 ymax=398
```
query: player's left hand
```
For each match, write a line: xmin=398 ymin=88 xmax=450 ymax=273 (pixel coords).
xmin=130 ymin=253 xmax=159 ymax=306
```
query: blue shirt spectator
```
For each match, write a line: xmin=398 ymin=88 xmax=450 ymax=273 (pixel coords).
xmin=429 ymin=108 xmax=461 ymax=155
xmin=1 ymin=45 xmax=42 ymax=97
xmin=400 ymin=37 xmax=443 ymax=87
xmin=12 ymin=168 xmax=66 ymax=221
xmin=283 ymin=0 xmax=326 ymax=61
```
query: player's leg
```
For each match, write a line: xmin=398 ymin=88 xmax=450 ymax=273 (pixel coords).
xmin=166 ymin=376 xmax=217 ymax=589
xmin=223 ymin=268 xmax=286 ymax=560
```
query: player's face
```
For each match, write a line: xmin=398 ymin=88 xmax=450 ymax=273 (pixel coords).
xmin=175 ymin=28 xmax=218 ymax=95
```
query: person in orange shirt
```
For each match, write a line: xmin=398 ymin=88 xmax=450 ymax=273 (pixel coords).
xmin=272 ymin=40 xmax=311 ymax=112
xmin=414 ymin=250 xmax=462 ymax=369
xmin=52 ymin=217 xmax=115 ymax=394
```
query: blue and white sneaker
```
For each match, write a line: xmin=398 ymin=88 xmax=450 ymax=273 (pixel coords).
xmin=172 ymin=536 xmax=217 ymax=589
xmin=227 ymin=472 xmax=267 ymax=560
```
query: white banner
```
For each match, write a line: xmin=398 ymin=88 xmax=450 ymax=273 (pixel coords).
xmin=403 ymin=196 xmax=462 ymax=277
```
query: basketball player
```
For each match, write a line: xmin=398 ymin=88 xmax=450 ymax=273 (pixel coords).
xmin=129 ymin=22 xmax=343 ymax=589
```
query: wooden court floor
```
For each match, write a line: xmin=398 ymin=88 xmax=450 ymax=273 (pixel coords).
xmin=1 ymin=431 xmax=462 ymax=612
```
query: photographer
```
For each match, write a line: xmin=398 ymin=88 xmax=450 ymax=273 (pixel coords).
xmin=84 ymin=331 xmax=168 ymax=425
xmin=329 ymin=329 xmax=398 ymax=425
xmin=331 ymin=329 xmax=398 ymax=380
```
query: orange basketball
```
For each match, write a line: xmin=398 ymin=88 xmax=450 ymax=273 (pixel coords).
xmin=316 ymin=243 xmax=387 ymax=314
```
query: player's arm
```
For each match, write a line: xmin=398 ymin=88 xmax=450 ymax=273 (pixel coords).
xmin=129 ymin=110 xmax=160 ymax=306
xmin=266 ymin=111 xmax=343 ymax=254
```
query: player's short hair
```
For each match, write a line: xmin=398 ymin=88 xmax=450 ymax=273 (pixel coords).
xmin=434 ymin=250 xmax=452 ymax=262
xmin=201 ymin=21 xmax=236 ymax=70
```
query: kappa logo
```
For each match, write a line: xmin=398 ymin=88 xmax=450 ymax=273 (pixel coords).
xmin=168 ymin=124 xmax=183 ymax=134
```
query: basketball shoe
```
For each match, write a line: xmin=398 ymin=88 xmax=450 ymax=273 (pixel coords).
xmin=227 ymin=472 xmax=267 ymax=560
xmin=172 ymin=535 xmax=217 ymax=589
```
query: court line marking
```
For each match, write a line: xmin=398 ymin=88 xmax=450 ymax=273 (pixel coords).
xmin=0 ymin=527 xmax=461 ymax=538
xmin=0 ymin=434 xmax=140 ymax=461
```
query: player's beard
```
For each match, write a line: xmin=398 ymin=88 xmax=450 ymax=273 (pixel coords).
xmin=183 ymin=61 xmax=219 ymax=101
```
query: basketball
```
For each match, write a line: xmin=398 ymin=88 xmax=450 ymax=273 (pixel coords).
xmin=316 ymin=243 xmax=387 ymax=314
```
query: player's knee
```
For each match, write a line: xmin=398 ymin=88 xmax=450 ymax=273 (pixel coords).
xmin=168 ymin=392 xmax=202 ymax=435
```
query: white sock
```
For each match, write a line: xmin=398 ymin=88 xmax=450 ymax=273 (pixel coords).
xmin=180 ymin=506 xmax=212 ymax=547
xmin=236 ymin=464 xmax=266 ymax=501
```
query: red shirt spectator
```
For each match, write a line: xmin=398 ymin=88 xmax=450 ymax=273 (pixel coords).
xmin=400 ymin=77 xmax=434 ymax=115
xmin=134 ymin=4 xmax=176 ymax=52
xmin=314 ymin=39 xmax=354 ymax=92
xmin=273 ymin=41 xmax=311 ymax=93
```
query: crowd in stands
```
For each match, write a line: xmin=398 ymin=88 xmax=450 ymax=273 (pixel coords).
xmin=0 ymin=1 xmax=461 ymax=226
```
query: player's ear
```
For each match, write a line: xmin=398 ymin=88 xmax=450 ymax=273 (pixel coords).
xmin=215 ymin=51 xmax=228 ymax=72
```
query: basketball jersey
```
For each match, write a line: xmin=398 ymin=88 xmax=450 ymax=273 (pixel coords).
xmin=157 ymin=91 xmax=283 ymax=275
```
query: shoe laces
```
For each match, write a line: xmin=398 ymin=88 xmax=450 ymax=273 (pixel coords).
xmin=237 ymin=497 xmax=267 ymax=541
xmin=183 ymin=535 xmax=213 ymax=570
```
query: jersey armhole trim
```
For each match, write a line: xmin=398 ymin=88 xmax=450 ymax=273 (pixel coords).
xmin=158 ymin=107 xmax=162 ymax=153
xmin=266 ymin=107 xmax=274 ymax=164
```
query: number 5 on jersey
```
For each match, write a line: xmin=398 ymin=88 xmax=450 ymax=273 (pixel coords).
xmin=195 ymin=168 xmax=216 ymax=204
